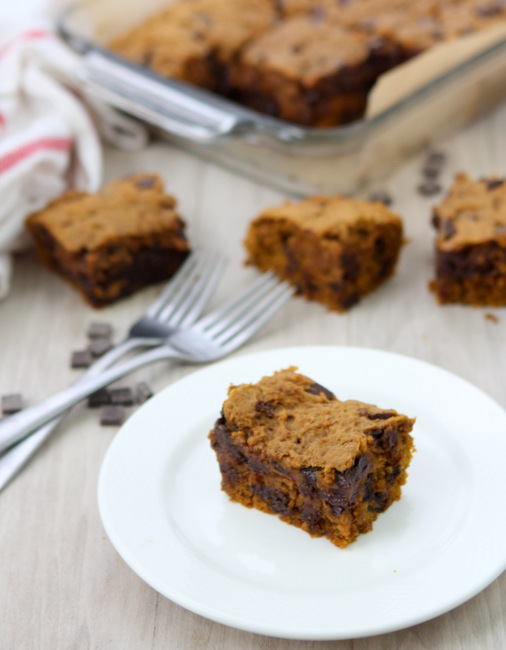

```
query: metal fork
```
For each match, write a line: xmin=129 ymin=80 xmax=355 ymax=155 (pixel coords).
xmin=0 ymin=251 xmax=226 ymax=490
xmin=0 ymin=273 xmax=293 ymax=453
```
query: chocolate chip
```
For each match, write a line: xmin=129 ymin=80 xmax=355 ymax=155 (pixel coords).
xmin=368 ymin=189 xmax=393 ymax=206
xmin=100 ymin=405 xmax=125 ymax=426
xmin=366 ymin=411 xmax=396 ymax=420
xmin=306 ymin=382 xmax=335 ymax=400
xmin=88 ymin=338 xmax=113 ymax=358
xmin=255 ymin=400 xmax=275 ymax=418
xmin=2 ymin=393 xmax=23 ymax=415
xmin=135 ymin=175 xmax=157 ymax=188
xmin=484 ymin=178 xmax=505 ymax=190
xmin=136 ymin=382 xmax=154 ymax=404
xmin=87 ymin=388 xmax=111 ymax=408
xmin=417 ymin=180 xmax=442 ymax=196
xmin=87 ymin=322 xmax=112 ymax=339
xmin=425 ymin=150 xmax=447 ymax=167
xmin=422 ymin=161 xmax=442 ymax=179
xmin=441 ymin=219 xmax=457 ymax=239
xmin=71 ymin=350 xmax=93 ymax=368
xmin=109 ymin=387 xmax=134 ymax=406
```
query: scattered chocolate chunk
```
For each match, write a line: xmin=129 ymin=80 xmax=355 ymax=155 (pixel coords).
xmin=71 ymin=350 xmax=93 ymax=368
xmin=88 ymin=388 xmax=111 ymax=408
xmin=88 ymin=338 xmax=113 ymax=358
xmin=136 ymin=382 xmax=154 ymax=404
xmin=109 ymin=387 xmax=134 ymax=406
xmin=368 ymin=189 xmax=393 ymax=206
xmin=422 ymin=150 xmax=446 ymax=178
xmin=100 ymin=405 xmax=125 ymax=426
xmin=417 ymin=180 xmax=442 ymax=196
xmin=485 ymin=312 xmax=499 ymax=324
xmin=425 ymin=150 xmax=447 ymax=167
xmin=2 ymin=393 xmax=23 ymax=415
xmin=87 ymin=322 xmax=112 ymax=339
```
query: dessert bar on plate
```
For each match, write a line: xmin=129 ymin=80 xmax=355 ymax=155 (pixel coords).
xmin=26 ymin=173 xmax=190 ymax=307
xmin=244 ymin=194 xmax=403 ymax=311
xmin=209 ymin=367 xmax=415 ymax=548
xmin=431 ymin=172 xmax=506 ymax=305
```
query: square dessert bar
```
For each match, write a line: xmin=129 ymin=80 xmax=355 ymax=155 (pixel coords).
xmin=230 ymin=14 xmax=409 ymax=126
xmin=244 ymin=194 xmax=404 ymax=312
xmin=209 ymin=368 xmax=415 ymax=548
xmin=109 ymin=0 xmax=277 ymax=92
xmin=26 ymin=173 xmax=190 ymax=307
xmin=431 ymin=173 xmax=506 ymax=305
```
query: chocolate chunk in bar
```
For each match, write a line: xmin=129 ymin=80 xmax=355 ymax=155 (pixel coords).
xmin=2 ymin=393 xmax=23 ymax=415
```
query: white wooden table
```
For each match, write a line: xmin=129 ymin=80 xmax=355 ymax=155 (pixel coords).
xmin=1 ymin=101 xmax=506 ymax=650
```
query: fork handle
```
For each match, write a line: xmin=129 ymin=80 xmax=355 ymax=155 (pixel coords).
xmin=0 ymin=344 xmax=179 ymax=454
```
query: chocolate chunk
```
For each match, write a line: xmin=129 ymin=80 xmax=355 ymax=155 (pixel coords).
xmin=87 ymin=388 xmax=111 ymax=408
xmin=88 ymin=338 xmax=113 ymax=358
xmin=368 ymin=189 xmax=393 ymax=206
xmin=417 ymin=180 xmax=442 ymax=196
xmin=71 ymin=350 xmax=93 ymax=368
xmin=135 ymin=175 xmax=157 ymax=188
xmin=306 ymin=382 xmax=335 ymax=400
xmin=136 ymin=381 xmax=154 ymax=404
xmin=255 ymin=400 xmax=275 ymax=418
xmin=87 ymin=322 xmax=112 ymax=339
xmin=2 ymin=393 xmax=23 ymax=415
xmin=441 ymin=219 xmax=457 ymax=239
xmin=425 ymin=150 xmax=447 ymax=167
xmin=109 ymin=387 xmax=134 ymax=406
xmin=422 ymin=161 xmax=442 ymax=179
xmin=366 ymin=411 xmax=396 ymax=420
xmin=100 ymin=405 xmax=125 ymax=426
xmin=485 ymin=178 xmax=505 ymax=190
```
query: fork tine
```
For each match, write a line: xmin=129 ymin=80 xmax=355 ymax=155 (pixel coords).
xmin=194 ymin=272 xmax=280 ymax=333
xmin=213 ymin=282 xmax=293 ymax=350
xmin=143 ymin=251 xmax=206 ymax=319
xmin=158 ymin=252 xmax=227 ymax=327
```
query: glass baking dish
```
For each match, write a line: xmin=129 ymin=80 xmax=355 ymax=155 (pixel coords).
xmin=58 ymin=0 xmax=506 ymax=196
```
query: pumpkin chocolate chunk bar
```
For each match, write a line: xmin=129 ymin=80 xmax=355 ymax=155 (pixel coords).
xmin=26 ymin=173 xmax=190 ymax=307
xmin=209 ymin=367 xmax=415 ymax=548
xmin=244 ymin=194 xmax=403 ymax=312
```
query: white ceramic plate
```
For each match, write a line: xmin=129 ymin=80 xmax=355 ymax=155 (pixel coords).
xmin=98 ymin=346 xmax=506 ymax=640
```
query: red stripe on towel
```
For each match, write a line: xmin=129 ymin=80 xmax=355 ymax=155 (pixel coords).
xmin=0 ymin=138 xmax=72 ymax=175
xmin=0 ymin=29 xmax=52 ymax=60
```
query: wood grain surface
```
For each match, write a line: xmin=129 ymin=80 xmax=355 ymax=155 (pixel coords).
xmin=1 ymin=102 xmax=505 ymax=650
